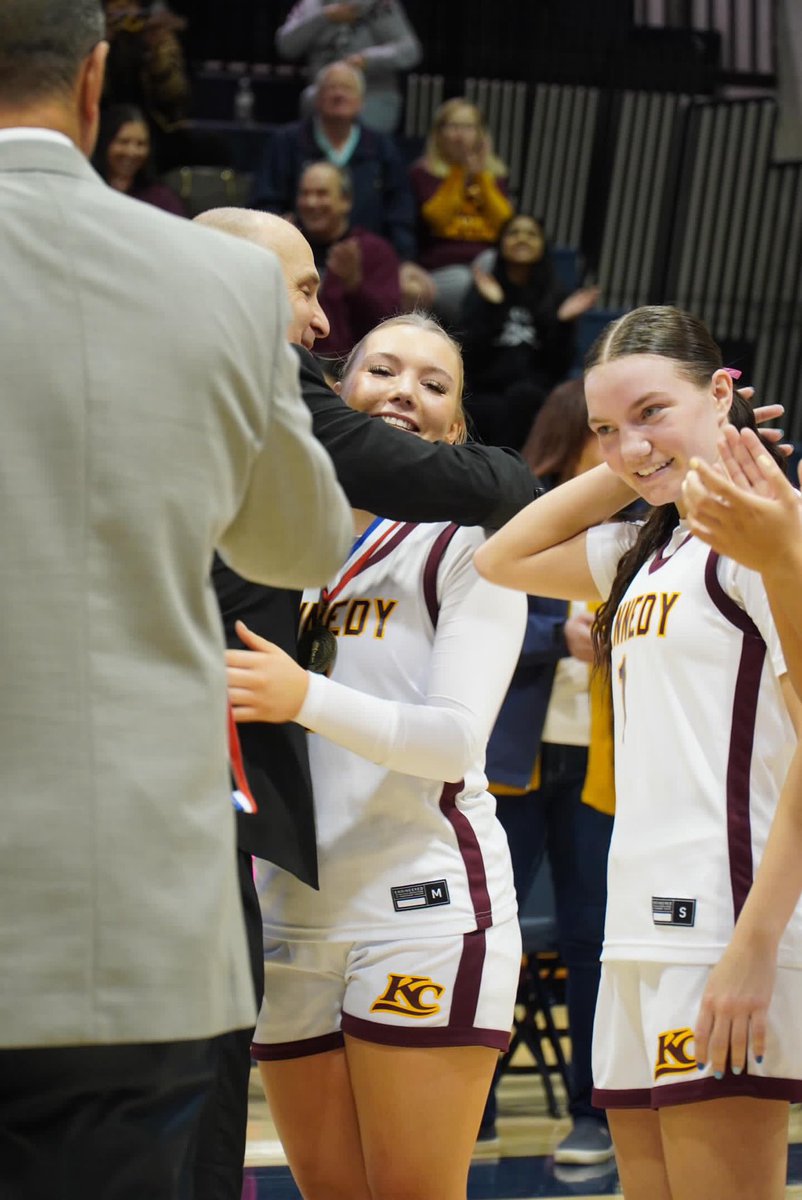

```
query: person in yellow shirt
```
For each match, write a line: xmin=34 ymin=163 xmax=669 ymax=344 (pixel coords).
xmin=409 ymin=98 xmax=512 ymax=324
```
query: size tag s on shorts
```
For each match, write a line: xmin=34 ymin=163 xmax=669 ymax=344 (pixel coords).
xmin=391 ymin=879 xmax=451 ymax=912
xmin=652 ymin=896 xmax=696 ymax=927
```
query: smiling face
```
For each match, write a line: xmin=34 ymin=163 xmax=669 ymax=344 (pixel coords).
xmin=296 ymin=163 xmax=351 ymax=243
xmin=436 ymin=102 xmax=483 ymax=164
xmin=262 ymin=218 xmax=330 ymax=349
xmin=585 ymin=353 xmax=732 ymax=512
xmin=500 ymin=216 xmax=545 ymax=266
xmin=338 ymin=322 xmax=466 ymax=444
xmin=106 ymin=119 xmax=149 ymax=186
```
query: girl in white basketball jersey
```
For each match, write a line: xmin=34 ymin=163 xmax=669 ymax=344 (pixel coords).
xmin=475 ymin=306 xmax=802 ymax=1200
xmin=226 ymin=314 xmax=526 ymax=1200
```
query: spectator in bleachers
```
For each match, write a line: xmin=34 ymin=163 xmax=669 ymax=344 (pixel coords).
xmin=295 ymin=161 xmax=401 ymax=358
xmin=92 ymin=103 xmax=186 ymax=215
xmin=275 ymin=0 xmax=422 ymax=134
xmin=409 ymin=98 xmax=513 ymax=326
xmin=102 ymin=2 xmax=229 ymax=171
xmin=102 ymin=2 xmax=190 ymax=158
xmin=459 ymin=214 xmax=598 ymax=448
xmin=255 ymin=61 xmax=416 ymax=263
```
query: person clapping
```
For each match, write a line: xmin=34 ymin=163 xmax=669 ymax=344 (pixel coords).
xmin=295 ymin=161 xmax=401 ymax=357
xmin=460 ymin=214 xmax=598 ymax=449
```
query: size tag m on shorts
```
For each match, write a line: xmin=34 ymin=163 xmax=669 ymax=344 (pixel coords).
xmin=652 ymin=896 xmax=696 ymax=927
xmin=391 ymin=879 xmax=450 ymax=912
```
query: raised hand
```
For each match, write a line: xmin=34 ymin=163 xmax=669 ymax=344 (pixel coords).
xmin=399 ymin=262 xmax=436 ymax=309
xmin=682 ymin=426 xmax=802 ymax=572
xmin=326 ymin=238 xmax=362 ymax=291
xmin=463 ymin=133 xmax=490 ymax=179
xmin=325 ymin=3 xmax=361 ymax=24
xmin=557 ymin=285 xmax=600 ymax=323
xmin=564 ymin=610 xmax=595 ymax=663
xmin=471 ymin=265 xmax=503 ymax=304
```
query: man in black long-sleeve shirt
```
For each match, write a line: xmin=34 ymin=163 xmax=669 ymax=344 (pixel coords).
xmin=193 ymin=207 xmax=536 ymax=1200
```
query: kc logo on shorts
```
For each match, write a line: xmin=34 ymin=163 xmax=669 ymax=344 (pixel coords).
xmin=654 ymin=1027 xmax=697 ymax=1079
xmin=370 ymin=974 xmax=446 ymax=1018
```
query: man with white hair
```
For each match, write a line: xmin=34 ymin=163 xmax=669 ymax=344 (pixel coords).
xmin=255 ymin=60 xmax=416 ymax=261
xmin=276 ymin=0 xmax=422 ymax=133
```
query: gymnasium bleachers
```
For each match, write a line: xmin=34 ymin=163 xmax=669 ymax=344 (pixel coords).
xmin=171 ymin=0 xmax=800 ymax=433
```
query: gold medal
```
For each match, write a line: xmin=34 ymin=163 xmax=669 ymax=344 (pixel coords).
xmin=297 ymin=625 xmax=338 ymax=675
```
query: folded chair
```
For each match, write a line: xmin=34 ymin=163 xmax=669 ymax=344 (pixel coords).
xmin=497 ymin=858 xmax=572 ymax=1119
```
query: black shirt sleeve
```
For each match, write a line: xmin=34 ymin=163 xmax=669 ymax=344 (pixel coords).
xmin=295 ymin=346 xmax=537 ymax=529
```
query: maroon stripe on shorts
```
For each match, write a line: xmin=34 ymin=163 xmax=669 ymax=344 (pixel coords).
xmin=596 ymin=1072 xmax=802 ymax=1110
xmin=704 ymin=550 xmax=766 ymax=920
xmin=449 ymin=929 xmax=487 ymax=1029
xmin=342 ymin=1012 xmax=510 ymax=1051
xmin=251 ymin=1031 xmax=344 ymax=1061
xmin=592 ymin=1085 xmax=652 ymax=1109
xmin=439 ymin=781 xmax=493 ymax=928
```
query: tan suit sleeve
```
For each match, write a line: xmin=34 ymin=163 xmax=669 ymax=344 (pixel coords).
xmin=218 ymin=286 xmax=352 ymax=588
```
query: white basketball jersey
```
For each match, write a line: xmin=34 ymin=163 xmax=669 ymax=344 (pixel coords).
xmin=587 ymin=521 xmax=802 ymax=966
xmin=257 ymin=519 xmax=524 ymax=942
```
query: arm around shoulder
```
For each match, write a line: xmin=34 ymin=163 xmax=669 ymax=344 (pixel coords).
xmin=297 ymin=531 xmax=526 ymax=779
xmin=218 ymin=327 xmax=352 ymax=589
xmin=474 ymin=463 xmax=635 ymax=599
xmin=296 ymin=346 xmax=535 ymax=527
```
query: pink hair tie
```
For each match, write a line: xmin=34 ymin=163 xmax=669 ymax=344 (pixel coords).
xmin=724 ymin=367 xmax=742 ymax=380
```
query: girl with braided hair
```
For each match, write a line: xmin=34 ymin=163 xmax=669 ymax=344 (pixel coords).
xmin=475 ymin=305 xmax=802 ymax=1200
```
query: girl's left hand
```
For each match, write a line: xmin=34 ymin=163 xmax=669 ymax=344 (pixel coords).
xmin=226 ymin=620 xmax=310 ymax=723
xmin=694 ymin=937 xmax=777 ymax=1076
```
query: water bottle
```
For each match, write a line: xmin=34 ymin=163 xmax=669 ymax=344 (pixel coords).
xmin=234 ymin=75 xmax=255 ymax=123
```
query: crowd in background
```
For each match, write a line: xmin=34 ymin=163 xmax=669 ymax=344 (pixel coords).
xmin=99 ymin=0 xmax=601 ymax=453
xmin=7 ymin=5 xmax=802 ymax=1200
xmin=94 ymin=0 xmax=612 ymax=1172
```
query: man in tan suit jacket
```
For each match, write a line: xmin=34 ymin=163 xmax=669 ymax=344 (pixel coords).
xmin=0 ymin=3 xmax=351 ymax=1197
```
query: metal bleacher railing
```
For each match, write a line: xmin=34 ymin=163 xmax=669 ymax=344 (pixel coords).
xmin=187 ymin=0 xmax=799 ymax=427
xmin=632 ymin=0 xmax=776 ymax=82
xmin=405 ymin=67 xmax=802 ymax=434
